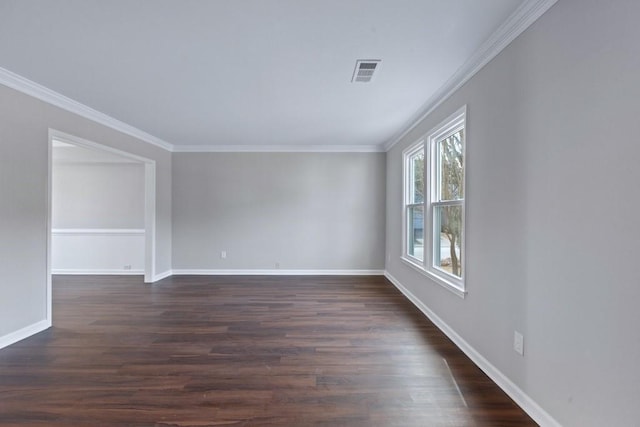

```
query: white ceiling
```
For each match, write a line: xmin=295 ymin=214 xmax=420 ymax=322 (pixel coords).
xmin=0 ymin=0 xmax=532 ymax=150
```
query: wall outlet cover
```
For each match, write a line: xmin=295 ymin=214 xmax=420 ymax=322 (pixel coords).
xmin=514 ymin=331 xmax=524 ymax=356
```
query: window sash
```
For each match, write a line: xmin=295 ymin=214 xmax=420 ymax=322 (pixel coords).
xmin=402 ymin=106 xmax=466 ymax=296
xmin=405 ymin=203 xmax=424 ymax=261
xmin=432 ymin=128 xmax=465 ymax=201
xmin=429 ymin=201 xmax=463 ymax=280
xmin=432 ymin=126 xmax=464 ymax=203
xmin=404 ymin=144 xmax=425 ymax=205
xmin=431 ymin=200 xmax=463 ymax=208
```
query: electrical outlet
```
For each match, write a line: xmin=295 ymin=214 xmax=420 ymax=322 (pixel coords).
xmin=514 ymin=331 xmax=524 ymax=356
xmin=220 ymin=251 xmax=227 ymax=259
xmin=124 ymin=265 xmax=132 ymax=270
xmin=275 ymin=262 xmax=280 ymax=269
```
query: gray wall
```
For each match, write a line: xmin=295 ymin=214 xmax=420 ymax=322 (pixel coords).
xmin=4 ymin=0 xmax=638 ymax=423
xmin=173 ymin=153 xmax=386 ymax=270
xmin=52 ymin=162 xmax=145 ymax=229
xmin=0 ymin=83 xmax=172 ymax=338
xmin=385 ymin=0 xmax=640 ymax=425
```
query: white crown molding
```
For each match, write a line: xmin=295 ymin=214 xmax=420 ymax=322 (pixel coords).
xmin=2 ymin=0 xmax=556 ymax=155
xmin=384 ymin=271 xmax=562 ymax=427
xmin=172 ymin=144 xmax=386 ymax=153
xmin=0 ymin=66 xmax=384 ymax=154
xmin=383 ymin=0 xmax=558 ymax=152
xmin=0 ymin=67 xmax=174 ymax=152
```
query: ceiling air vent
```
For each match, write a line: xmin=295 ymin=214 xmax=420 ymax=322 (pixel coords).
xmin=351 ymin=59 xmax=381 ymax=83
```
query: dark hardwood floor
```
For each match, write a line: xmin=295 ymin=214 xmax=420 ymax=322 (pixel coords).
xmin=0 ymin=275 xmax=536 ymax=426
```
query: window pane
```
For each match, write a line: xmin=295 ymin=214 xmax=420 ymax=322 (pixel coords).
xmin=407 ymin=205 xmax=424 ymax=261
xmin=433 ymin=205 xmax=462 ymax=278
xmin=438 ymin=130 xmax=464 ymax=201
xmin=409 ymin=150 xmax=424 ymax=204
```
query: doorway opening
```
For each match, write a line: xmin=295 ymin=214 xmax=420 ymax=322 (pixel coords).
xmin=46 ymin=130 xmax=156 ymax=323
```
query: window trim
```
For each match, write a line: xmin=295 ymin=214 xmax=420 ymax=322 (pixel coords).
xmin=401 ymin=106 xmax=467 ymax=298
xmin=402 ymin=142 xmax=425 ymax=265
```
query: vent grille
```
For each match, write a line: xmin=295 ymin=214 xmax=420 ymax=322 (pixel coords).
xmin=352 ymin=59 xmax=381 ymax=83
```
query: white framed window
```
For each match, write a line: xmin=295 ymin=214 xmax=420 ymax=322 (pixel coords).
xmin=403 ymin=142 xmax=425 ymax=263
xmin=402 ymin=106 xmax=466 ymax=297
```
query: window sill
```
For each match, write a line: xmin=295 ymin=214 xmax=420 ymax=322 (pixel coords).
xmin=400 ymin=256 xmax=467 ymax=299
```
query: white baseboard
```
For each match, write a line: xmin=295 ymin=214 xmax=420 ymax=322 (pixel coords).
xmin=0 ymin=319 xmax=51 ymax=350
xmin=51 ymin=269 xmax=384 ymax=282
xmin=52 ymin=269 xmax=144 ymax=275
xmin=384 ymin=271 xmax=561 ymax=427
xmin=152 ymin=270 xmax=173 ymax=282
xmin=171 ymin=269 xmax=385 ymax=276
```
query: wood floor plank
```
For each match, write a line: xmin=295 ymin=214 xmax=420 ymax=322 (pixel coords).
xmin=0 ymin=275 xmax=537 ymax=426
